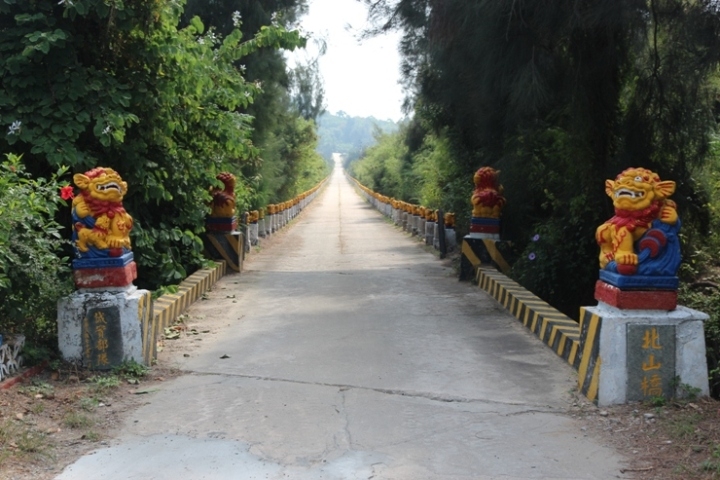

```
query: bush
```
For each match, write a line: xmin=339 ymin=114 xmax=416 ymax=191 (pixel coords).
xmin=0 ymin=154 xmax=74 ymax=346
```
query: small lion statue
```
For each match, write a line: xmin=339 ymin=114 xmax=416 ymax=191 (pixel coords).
xmin=209 ymin=172 xmax=236 ymax=218
xmin=596 ymin=167 xmax=680 ymax=276
xmin=72 ymin=167 xmax=133 ymax=257
xmin=471 ymin=167 xmax=505 ymax=218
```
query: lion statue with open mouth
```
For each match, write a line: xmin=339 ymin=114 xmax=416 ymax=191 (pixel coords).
xmin=72 ymin=167 xmax=133 ymax=257
xmin=596 ymin=167 xmax=679 ymax=276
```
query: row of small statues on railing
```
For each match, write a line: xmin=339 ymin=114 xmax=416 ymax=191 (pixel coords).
xmin=62 ymin=168 xmax=325 ymax=289
xmin=62 ymin=163 xmax=681 ymax=308
xmin=349 ymin=175 xmax=459 ymax=252
xmin=353 ymin=182 xmax=457 ymax=229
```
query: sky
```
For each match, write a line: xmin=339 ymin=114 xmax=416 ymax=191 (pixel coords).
xmin=287 ymin=0 xmax=405 ymax=122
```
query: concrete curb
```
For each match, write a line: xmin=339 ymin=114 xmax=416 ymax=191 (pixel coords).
xmin=143 ymin=261 xmax=227 ymax=363
xmin=476 ymin=267 xmax=582 ymax=370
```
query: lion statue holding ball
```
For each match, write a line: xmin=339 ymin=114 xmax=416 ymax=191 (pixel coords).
xmin=72 ymin=167 xmax=133 ymax=257
xmin=596 ymin=167 xmax=680 ymax=276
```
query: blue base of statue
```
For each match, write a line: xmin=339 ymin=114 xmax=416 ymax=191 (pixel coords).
xmin=599 ymin=270 xmax=679 ymax=290
xmin=73 ymin=252 xmax=134 ymax=270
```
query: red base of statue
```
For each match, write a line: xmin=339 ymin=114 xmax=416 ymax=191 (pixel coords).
xmin=470 ymin=224 xmax=500 ymax=234
xmin=74 ymin=262 xmax=138 ymax=289
xmin=594 ymin=280 xmax=677 ymax=311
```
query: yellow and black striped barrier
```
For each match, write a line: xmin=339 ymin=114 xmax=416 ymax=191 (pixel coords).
xmin=142 ymin=261 xmax=226 ymax=363
xmin=459 ymin=238 xmax=511 ymax=280
xmin=577 ymin=307 xmax=602 ymax=403
xmin=203 ymin=232 xmax=245 ymax=272
xmin=477 ymin=267 xmax=582 ymax=370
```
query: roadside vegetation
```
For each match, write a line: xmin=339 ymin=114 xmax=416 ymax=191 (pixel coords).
xmin=348 ymin=0 xmax=720 ymax=398
xmin=0 ymin=360 xmax=170 ymax=479
xmin=0 ymin=0 xmax=328 ymax=354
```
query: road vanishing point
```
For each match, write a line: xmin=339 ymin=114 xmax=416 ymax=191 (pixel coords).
xmin=56 ymin=159 xmax=629 ymax=480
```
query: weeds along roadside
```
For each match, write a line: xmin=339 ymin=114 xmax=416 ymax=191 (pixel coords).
xmin=0 ymin=360 xmax=152 ymax=473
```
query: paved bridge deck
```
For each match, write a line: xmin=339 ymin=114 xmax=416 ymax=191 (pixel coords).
xmin=56 ymin=162 xmax=629 ymax=479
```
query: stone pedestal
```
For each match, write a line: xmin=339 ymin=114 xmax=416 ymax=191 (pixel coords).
xmin=392 ymin=208 xmax=400 ymax=225
xmin=445 ymin=228 xmax=457 ymax=252
xmin=202 ymin=231 xmax=244 ymax=272
xmin=425 ymin=221 xmax=435 ymax=246
xmin=269 ymin=214 xmax=276 ymax=233
xmin=57 ymin=287 xmax=152 ymax=368
xmin=578 ymin=302 xmax=709 ymax=406
xmin=418 ymin=218 xmax=426 ymax=238
xmin=249 ymin=222 xmax=259 ymax=246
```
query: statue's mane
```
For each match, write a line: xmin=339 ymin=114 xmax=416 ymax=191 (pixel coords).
xmin=80 ymin=190 xmax=126 ymax=218
xmin=608 ymin=201 xmax=662 ymax=230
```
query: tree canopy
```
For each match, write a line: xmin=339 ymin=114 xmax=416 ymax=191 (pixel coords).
xmin=0 ymin=0 xmax=314 ymax=294
xmin=355 ymin=0 xmax=720 ymax=315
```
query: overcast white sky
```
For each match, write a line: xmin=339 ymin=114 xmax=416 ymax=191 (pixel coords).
xmin=287 ymin=0 xmax=405 ymax=122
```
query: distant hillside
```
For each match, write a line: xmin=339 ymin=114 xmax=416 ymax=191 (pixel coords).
xmin=316 ymin=111 xmax=399 ymax=163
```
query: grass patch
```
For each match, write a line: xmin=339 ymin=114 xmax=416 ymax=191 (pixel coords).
xmin=79 ymin=396 xmax=99 ymax=412
xmin=19 ymin=379 xmax=54 ymax=398
xmin=0 ymin=419 xmax=54 ymax=464
xmin=82 ymin=431 xmax=101 ymax=442
xmin=112 ymin=360 xmax=149 ymax=380
xmin=666 ymin=412 xmax=701 ymax=440
xmin=63 ymin=412 xmax=94 ymax=430
xmin=89 ymin=374 xmax=120 ymax=393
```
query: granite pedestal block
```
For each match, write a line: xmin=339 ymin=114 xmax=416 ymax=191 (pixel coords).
xmin=578 ymin=302 xmax=709 ymax=406
xmin=57 ymin=287 xmax=152 ymax=369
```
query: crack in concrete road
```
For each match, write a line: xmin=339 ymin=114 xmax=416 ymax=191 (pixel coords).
xmin=181 ymin=370 xmax=565 ymax=413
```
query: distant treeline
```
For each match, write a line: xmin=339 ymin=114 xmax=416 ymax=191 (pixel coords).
xmin=316 ymin=111 xmax=398 ymax=163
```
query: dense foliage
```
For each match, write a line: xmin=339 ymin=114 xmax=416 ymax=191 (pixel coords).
xmin=182 ymin=0 xmax=329 ymax=210
xmin=351 ymin=0 xmax=720 ymax=395
xmin=0 ymin=154 xmax=74 ymax=345
xmin=354 ymin=0 xmax=720 ymax=317
xmin=0 ymin=0 xmax=325 ymax=347
xmin=0 ymin=0 xmax=305 ymax=288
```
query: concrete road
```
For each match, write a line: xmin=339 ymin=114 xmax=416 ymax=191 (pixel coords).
xmin=56 ymin=160 xmax=629 ymax=479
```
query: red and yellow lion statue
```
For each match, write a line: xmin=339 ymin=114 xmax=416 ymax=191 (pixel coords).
xmin=596 ymin=167 xmax=678 ymax=275
xmin=471 ymin=167 xmax=505 ymax=218
xmin=72 ymin=167 xmax=133 ymax=257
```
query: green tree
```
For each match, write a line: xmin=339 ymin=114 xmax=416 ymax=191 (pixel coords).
xmin=182 ymin=0 xmax=325 ymax=211
xmin=361 ymin=0 xmax=720 ymax=316
xmin=0 ymin=0 xmax=303 ymax=288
